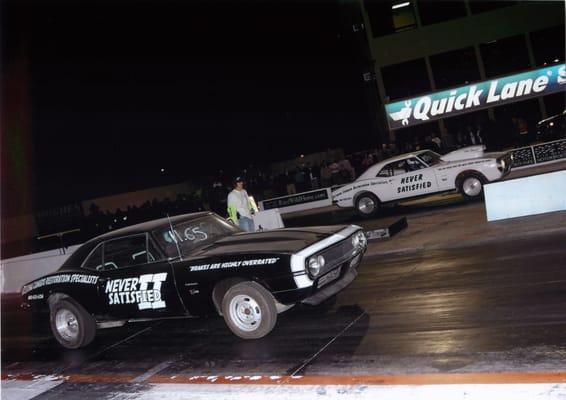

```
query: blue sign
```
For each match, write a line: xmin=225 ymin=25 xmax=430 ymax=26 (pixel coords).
xmin=385 ymin=64 xmax=566 ymax=130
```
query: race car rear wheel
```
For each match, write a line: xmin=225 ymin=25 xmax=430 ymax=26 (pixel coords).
xmin=50 ymin=298 xmax=96 ymax=349
xmin=222 ymin=281 xmax=277 ymax=339
xmin=459 ymin=174 xmax=484 ymax=198
xmin=355 ymin=193 xmax=380 ymax=218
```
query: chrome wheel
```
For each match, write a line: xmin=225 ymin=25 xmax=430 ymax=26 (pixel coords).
xmin=55 ymin=309 xmax=79 ymax=342
xmin=462 ymin=177 xmax=482 ymax=197
xmin=357 ymin=197 xmax=375 ymax=215
xmin=229 ymin=294 xmax=262 ymax=332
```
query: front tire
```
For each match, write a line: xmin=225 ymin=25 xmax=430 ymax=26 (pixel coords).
xmin=355 ymin=193 xmax=380 ymax=218
xmin=50 ymin=298 xmax=96 ymax=349
xmin=458 ymin=174 xmax=485 ymax=198
xmin=221 ymin=281 xmax=277 ymax=339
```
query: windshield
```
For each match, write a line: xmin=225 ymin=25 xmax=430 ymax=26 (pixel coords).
xmin=418 ymin=151 xmax=442 ymax=166
xmin=153 ymin=215 xmax=241 ymax=258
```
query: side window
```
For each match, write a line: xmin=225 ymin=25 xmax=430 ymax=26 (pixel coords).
xmin=103 ymin=235 xmax=148 ymax=271
xmin=377 ymin=160 xmax=409 ymax=177
xmin=83 ymin=244 xmax=103 ymax=271
xmin=406 ymin=157 xmax=426 ymax=172
xmin=377 ymin=158 xmax=425 ymax=177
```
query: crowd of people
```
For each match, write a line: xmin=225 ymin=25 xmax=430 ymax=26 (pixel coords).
xmin=42 ymin=114 xmax=563 ymax=244
xmin=83 ymin=193 xmax=205 ymax=237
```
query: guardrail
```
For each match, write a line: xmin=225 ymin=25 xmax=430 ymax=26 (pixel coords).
xmin=509 ymin=138 xmax=566 ymax=169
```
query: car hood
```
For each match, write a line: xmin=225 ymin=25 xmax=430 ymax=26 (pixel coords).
xmin=440 ymin=145 xmax=487 ymax=162
xmin=193 ymin=225 xmax=352 ymax=256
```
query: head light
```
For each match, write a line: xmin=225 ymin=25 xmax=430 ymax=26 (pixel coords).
xmin=357 ymin=231 xmax=367 ymax=247
xmin=307 ymin=255 xmax=325 ymax=277
xmin=352 ymin=234 xmax=360 ymax=248
xmin=352 ymin=231 xmax=367 ymax=250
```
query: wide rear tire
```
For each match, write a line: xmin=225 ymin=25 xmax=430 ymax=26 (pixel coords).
xmin=355 ymin=193 xmax=380 ymax=218
xmin=50 ymin=298 xmax=96 ymax=349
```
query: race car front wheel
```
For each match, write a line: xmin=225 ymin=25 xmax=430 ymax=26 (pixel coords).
xmin=50 ymin=298 xmax=96 ymax=349
xmin=355 ymin=193 xmax=380 ymax=218
xmin=222 ymin=281 xmax=277 ymax=339
xmin=459 ymin=174 xmax=484 ymax=198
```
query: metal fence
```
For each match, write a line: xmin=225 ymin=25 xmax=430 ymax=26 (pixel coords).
xmin=510 ymin=138 xmax=566 ymax=169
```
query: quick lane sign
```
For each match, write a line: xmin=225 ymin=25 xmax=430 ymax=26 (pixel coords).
xmin=385 ymin=64 xmax=566 ymax=130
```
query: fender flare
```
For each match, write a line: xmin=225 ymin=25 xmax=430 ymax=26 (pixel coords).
xmin=455 ymin=170 xmax=488 ymax=189
xmin=353 ymin=190 xmax=381 ymax=207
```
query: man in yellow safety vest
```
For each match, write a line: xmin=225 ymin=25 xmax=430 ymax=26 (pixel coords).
xmin=227 ymin=176 xmax=255 ymax=232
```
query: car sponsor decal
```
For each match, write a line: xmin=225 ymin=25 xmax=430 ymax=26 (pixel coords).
xmin=27 ymin=294 xmax=44 ymax=300
xmin=188 ymin=257 xmax=280 ymax=272
xmin=437 ymin=159 xmax=488 ymax=171
xmin=22 ymin=274 xmax=99 ymax=295
xmin=397 ymin=174 xmax=432 ymax=193
xmin=105 ymin=273 xmax=167 ymax=310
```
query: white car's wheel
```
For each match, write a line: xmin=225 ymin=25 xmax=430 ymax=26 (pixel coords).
xmin=221 ymin=281 xmax=277 ymax=339
xmin=355 ymin=193 xmax=380 ymax=218
xmin=459 ymin=174 xmax=484 ymax=198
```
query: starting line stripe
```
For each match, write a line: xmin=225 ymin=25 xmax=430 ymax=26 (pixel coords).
xmin=3 ymin=372 xmax=566 ymax=385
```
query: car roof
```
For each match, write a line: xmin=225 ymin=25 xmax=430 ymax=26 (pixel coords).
xmin=59 ymin=212 xmax=214 ymax=270
xmin=357 ymin=150 xmax=431 ymax=179
xmin=94 ymin=211 xmax=214 ymax=241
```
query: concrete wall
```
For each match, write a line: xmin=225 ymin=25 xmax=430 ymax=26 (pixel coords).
xmin=0 ymin=245 xmax=80 ymax=294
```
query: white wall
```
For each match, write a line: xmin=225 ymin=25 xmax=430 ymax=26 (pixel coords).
xmin=0 ymin=245 xmax=81 ymax=294
xmin=485 ymin=170 xmax=566 ymax=221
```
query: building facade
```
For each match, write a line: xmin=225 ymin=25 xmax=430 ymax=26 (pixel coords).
xmin=360 ymin=0 xmax=565 ymax=148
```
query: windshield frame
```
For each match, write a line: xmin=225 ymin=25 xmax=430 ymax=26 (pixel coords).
xmin=417 ymin=150 xmax=442 ymax=167
xmin=152 ymin=214 xmax=241 ymax=259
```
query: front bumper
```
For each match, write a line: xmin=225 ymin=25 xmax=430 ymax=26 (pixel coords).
xmin=301 ymin=247 xmax=365 ymax=306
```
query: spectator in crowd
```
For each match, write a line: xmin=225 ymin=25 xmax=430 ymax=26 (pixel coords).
xmin=294 ymin=167 xmax=306 ymax=192
xmin=339 ymin=158 xmax=356 ymax=182
xmin=431 ymin=134 xmax=443 ymax=152
xmin=320 ymin=161 xmax=332 ymax=187
xmin=329 ymin=160 xmax=341 ymax=185
xmin=285 ymin=170 xmax=297 ymax=195
xmin=208 ymin=180 xmax=227 ymax=216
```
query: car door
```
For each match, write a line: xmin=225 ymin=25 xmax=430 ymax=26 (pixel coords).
xmin=379 ymin=157 xmax=439 ymax=201
xmin=94 ymin=233 xmax=185 ymax=319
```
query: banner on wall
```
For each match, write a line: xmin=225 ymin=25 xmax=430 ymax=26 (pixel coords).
xmin=385 ymin=64 xmax=566 ymax=130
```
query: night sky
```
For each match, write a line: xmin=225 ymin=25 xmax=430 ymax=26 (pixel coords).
xmin=3 ymin=0 xmax=376 ymax=209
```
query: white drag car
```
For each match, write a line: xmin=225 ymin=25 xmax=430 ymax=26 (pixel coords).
xmin=332 ymin=146 xmax=512 ymax=217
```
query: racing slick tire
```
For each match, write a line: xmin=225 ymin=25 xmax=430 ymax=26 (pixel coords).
xmin=457 ymin=173 xmax=485 ymax=199
xmin=355 ymin=192 xmax=380 ymax=218
xmin=221 ymin=281 xmax=277 ymax=339
xmin=49 ymin=298 xmax=96 ymax=349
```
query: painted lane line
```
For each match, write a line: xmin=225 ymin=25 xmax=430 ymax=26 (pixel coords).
xmin=285 ymin=309 xmax=367 ymax=379
xmin=283 ymin=253 xmax=423 ymax=379
xmin=131 ymin=360 xmax=173 ymax=383
xmin=50 ymin=325 xmax=155 ymax=376
xmin=112 ymin=383 xmax=566 ymax=400
xmin=6 ymin=372 xmax=566 ymax=386
xmin=1 ymin=375 xmax=65 ymax=400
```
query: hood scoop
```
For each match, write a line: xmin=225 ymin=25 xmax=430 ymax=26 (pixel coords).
xmin=441 ymin=145 xmax=486 ymax=162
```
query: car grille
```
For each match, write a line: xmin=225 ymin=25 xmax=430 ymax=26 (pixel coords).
xmin=502 ymin=153 xmax=513 ymax=173
xmin=317 ymin=234 xmax=357 ymax=276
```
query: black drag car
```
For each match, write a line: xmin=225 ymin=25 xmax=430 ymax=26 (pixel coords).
xmin=21 ymin=212 xmax=367 ymax=349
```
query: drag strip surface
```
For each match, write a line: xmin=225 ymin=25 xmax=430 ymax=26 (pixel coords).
xmin=2 ymin=231 xmax=566 ymax=395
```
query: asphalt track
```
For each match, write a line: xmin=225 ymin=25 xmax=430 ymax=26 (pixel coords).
xmin=2 ymin=225 xmax=566 ymax=397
